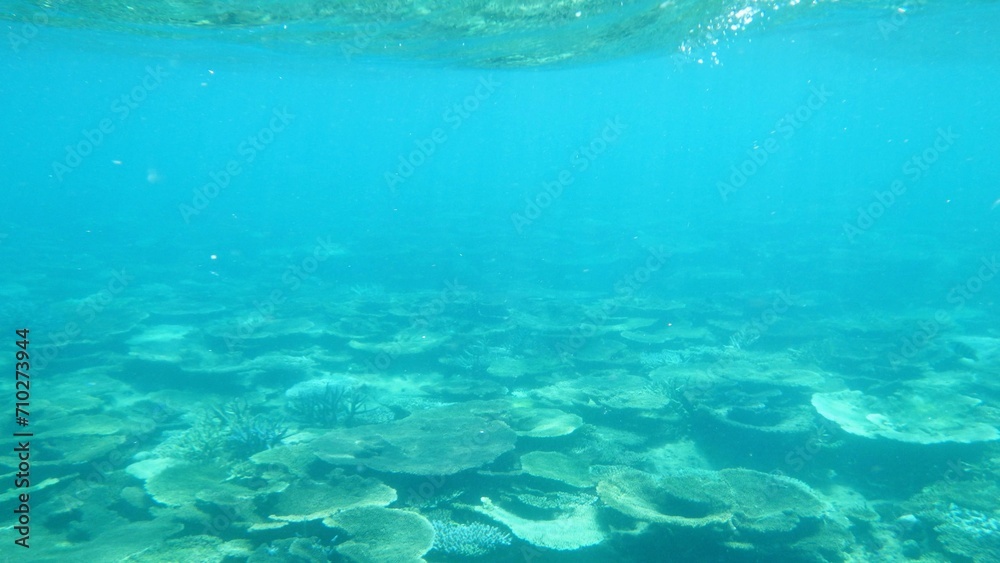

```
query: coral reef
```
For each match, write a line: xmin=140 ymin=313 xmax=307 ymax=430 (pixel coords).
xmin=506 ymin=406 xmax=583 ymax=438
xmin=311 ymin=401 xmax=517 ymax=475
xmin=933 ymin=504 xmax=1000 ymax=563
xmin=24 ymin=261 xmax=1000 ymax=563
xmin=639 ymin=349 xmax=688 ymax=368
xmin=212 ymin=399 xmax=289 ymax=456
xmin=520 ymin=451 xmax=596 ymax=488
xmin=323 ymin=507 xmax=435 ymax=563
xmin=430 ymin=520 xmax=512 ymax=557
xmin=163 ymin=398 xmax=289 ymax=462
xmin=812 ymin=387 xmax=1000 ymax=444
xmin=598 ymin=467 xmax=833 ymax=544
xmin=267 ymin=476 xmax=397 ymax=523
xmin=285 ymin=379 xmax=369 ymax=428
xmin=475 ymin=493 xmax=604 ymax=551
xmin=247 ymin=537 xmax=333 ymax=563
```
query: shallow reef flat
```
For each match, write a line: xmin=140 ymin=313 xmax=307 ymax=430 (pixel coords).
xmin=15 ymin=243 xmax=1000 ymax=562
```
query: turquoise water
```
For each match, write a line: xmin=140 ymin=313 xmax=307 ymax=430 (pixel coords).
xmin=3 ymin=1 xmax=1000 ymax=562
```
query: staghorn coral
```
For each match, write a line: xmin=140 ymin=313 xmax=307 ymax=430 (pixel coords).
xmin=211 ymin=398 xmax=289 ymax=456
xmin=167 ymin=413 xmax=228 ymax=462
xmin=285 ymin=381 xmax=369 ymax=428
xmin=164 ymin=398 xmax=289 ymax=462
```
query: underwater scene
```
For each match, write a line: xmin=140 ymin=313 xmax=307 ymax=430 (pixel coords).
xmin=2 ymin=0 xmax=1000 ymax=561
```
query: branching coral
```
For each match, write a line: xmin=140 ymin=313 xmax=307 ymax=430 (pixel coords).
xmin=431 ymin=520 xmax=512 ymax=557
xmin=209 ymin=399 xmax=289 ymax=457
xmin=286 ymin=382 xmax=369 ymax=428
xmin=157 ymin=400 xmax=290 ymax=493
xmin=168 ymin=414 xmax=228 ymax=461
